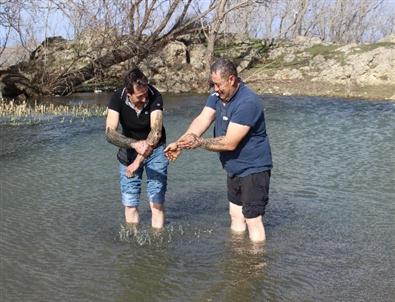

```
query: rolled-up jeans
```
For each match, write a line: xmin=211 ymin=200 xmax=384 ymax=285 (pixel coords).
xmin=119 ymin=144 xmax=168 ymax=207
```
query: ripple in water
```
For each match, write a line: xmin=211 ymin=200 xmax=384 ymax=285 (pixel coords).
xmin=117 ymin=223 xmax=216 ymax=247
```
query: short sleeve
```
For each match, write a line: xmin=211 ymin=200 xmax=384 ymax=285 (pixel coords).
xmin=205 ymin=92 xmax=218 ymax=110
xmin=108 ymin=89 xmax=122 ymax=113
xmin=148 ymin=85 xmax=163 ymax=112
xmin=230 ymin=99 xmax=261 ymax=127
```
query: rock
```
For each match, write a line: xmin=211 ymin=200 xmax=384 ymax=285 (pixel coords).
xmin=274 ymin=68 xmax=303 ymax=80
xmin=310 ymin=37 xmax=323 ymax=45
xmin=293 ymin=35 xmax=323 ymax=48
xmin=336 ymin=43 xmax=358 ymax=53
xmin=347 ymin=47 xmax=395 ymax=85
xmin=16 ymin=94 xmax=27 ymax=102
xmin=310 ymin=54 xmax=326 ymax=67
xmin=378 ymin=34 xmax=395 ymax=43
xmin=237 ymin=49 xmax=259 ymax=73
xmin=268 ymin=47 xmax=286 ymax=60
xmin=162 ymin=41 xmax=187 ymax=65
xmin=189 ymin=44 xmax=207 ymax=69
xmin=284 ymin=53 xmax=296 ymax=63
xmin=310 ymin=45 xmax=395 ymax=86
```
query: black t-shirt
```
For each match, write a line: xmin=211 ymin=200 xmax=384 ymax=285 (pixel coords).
xmin=108 ymin=84 xmax=166 ymax=165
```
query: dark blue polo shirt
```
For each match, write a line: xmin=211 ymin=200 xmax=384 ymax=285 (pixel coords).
xmin=206 ymin=82 xmax=272 ymax=177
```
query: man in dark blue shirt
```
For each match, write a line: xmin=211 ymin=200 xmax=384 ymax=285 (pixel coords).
xmin=165 ymin=58 xmax=272 ymax=242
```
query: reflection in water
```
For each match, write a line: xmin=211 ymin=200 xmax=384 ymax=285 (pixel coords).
xmin=199 ymin=234 xmax=267 ymax=302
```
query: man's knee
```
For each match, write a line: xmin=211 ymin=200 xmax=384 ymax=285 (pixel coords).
xmin=150 ymin=202 xmax=164 ymax=212
xmin=229 ymin=202 xmax=244 ymax=220
xmin=125 ymin=206 xmax=138 ymax=214
xmin=246 ymin=216 xmax=265 ymax=242
xmin=242 ymin=205 xmax=265 ymax=219
xmin=125 ymin=206 xmax=139 ymax=223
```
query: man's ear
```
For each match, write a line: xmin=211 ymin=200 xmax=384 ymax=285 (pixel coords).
xmin=229 ymin=75 xmax=237 ymax=85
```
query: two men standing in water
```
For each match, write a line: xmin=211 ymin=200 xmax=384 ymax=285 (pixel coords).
xmin=106 ymin=58 xmax=272 ymax=242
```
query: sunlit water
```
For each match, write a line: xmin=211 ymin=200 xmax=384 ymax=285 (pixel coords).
xmin=1 ymin=94 xmax=394 ymax=302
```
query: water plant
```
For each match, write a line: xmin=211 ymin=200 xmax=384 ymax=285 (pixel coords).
xmin=0 ymin=99 xmax=107 ymax=125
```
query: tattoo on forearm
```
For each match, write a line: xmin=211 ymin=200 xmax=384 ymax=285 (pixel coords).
xmin=105 ymin=127 xmax=137 ymax=149
xmin=147 ymin=115 xmax=162 ymax=146
xmin=200 ymin=136 xmax=226 ymax=150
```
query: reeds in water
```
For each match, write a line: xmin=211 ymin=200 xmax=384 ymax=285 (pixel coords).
xmin=0 ymin=100 xmax=107 ymax=124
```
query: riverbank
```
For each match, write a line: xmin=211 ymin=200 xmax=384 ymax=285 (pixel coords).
xmin=240 ymin=36 xmax=395 ymax=101
xmin=246 ymin=78 xmax=395 ymax=101
xmin=1 ymin=35 xmax=394 ymax=101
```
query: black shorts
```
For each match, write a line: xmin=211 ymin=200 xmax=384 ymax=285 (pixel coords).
xmin=227 ymin=170 xmax=271 ymax=219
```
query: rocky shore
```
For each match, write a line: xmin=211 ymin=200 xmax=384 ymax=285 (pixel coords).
xmin=1 ymin=34 xmax=394 ymax=101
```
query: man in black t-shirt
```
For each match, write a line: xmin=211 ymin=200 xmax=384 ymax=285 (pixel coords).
xmin=105 ymin=68 xmax=169 ymax=229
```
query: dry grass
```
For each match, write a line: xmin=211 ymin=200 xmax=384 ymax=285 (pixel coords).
xmin=0 ymin=100 xmax=107 ymax=124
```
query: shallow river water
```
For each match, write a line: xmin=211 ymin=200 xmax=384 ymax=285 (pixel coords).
xmin=1 ymin=93 xmax=394 ymax=302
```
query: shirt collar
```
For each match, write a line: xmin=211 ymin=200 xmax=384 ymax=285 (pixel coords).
xmin=122 ymin=87 xmax=150 ymax=115
xmin=218 ymin=80 xmax=243 ymax=104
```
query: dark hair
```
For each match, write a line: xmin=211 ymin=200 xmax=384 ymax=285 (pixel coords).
xmin=210 ymin=58 xmax=238 ymax=79
xmin=124 ymin=68 xmax=148 ymax=94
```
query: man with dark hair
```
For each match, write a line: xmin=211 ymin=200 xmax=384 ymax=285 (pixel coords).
xmin=165 ymin=58 xmax=272 ymax=242
xmin=106 ymin=68 xmax=168 ymax=229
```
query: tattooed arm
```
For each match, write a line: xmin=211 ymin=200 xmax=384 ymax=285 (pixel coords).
xmin=173 ymin=106 xmax=216 ymax=149
xmin=105 ymin=128 xmax=137 ymax=148
xmin=105 ymin=109 xmax=150 ymax=156
xmin=180 ymin=122 xmax=251 ymax=152
xmin=164 ymin=106 xmax=215 ymax=161
xmin=146 ymin=110 xmax=163 ymax=147
xmin=124 ymin=110 xmax=163 ymax=177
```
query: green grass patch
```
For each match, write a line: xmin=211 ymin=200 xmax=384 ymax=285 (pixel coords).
xmin=304 ymin=44 xmax=348 ymax=65
xmin=351 ymin=42 xmax=395 ymax=54
xmin=304 ymin=44 xmax=341 ymax=58
xmin=214 ymin=39 xmax=270 ymax=58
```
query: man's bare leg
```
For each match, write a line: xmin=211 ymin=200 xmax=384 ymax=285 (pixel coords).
xmin=125 ymin=206 xmax=139 ymax=224
xmin=246 ymin=215 xmax=266 ymax=242
xmin=229 ymin=202 xmax=246 ymax=233
xmin=150 ymin=202 xmax=165 ymax=229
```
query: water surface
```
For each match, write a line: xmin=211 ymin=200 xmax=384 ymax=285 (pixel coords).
xmin=1 ymin=94 xmax=394 ymax=301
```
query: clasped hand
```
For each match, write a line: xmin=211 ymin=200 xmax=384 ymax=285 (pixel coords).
xmin=132 ymin=140 xmax=152 ymax=157
xmin=164 ymin=133 xmax=201 ymax=161
xmin=177 ymin=133 xmax=201 ymax=149
xmin=164 ymin=142 xmax=181 ymax=161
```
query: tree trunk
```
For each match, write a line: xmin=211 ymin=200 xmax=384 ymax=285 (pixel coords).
xmin=50 ymin=44 xmax=143 ymax=95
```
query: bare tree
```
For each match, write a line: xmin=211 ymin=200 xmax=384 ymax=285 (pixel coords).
xmin=1 ymin=0 xmax=220 ymax=97
xmin=228 ymin=0 xmax=392 ymax=43
xmin=205 ymin=0 xmax=266 ymax=72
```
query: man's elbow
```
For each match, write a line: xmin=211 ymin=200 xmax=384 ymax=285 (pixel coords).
xmin=105 ymin=127 xmax=114 ymax=143
xmin=147 ymin=131 xmax=161 ymax=147
xmin=226 ymin=144 xmax=237 ymax=151
xmin=224 ymin=141 xmax=238 ymax=151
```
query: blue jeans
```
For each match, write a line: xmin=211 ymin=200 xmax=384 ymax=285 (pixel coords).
xmin=119 ymin=145 xmax=169 ymax=207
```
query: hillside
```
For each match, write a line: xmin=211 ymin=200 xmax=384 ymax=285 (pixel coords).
xmin=242 ymin=35 xmax=395 ymax=100
xmin=1 ymin=34 xmax=394 ymax=101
